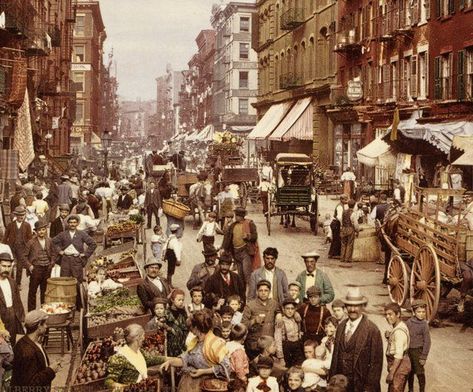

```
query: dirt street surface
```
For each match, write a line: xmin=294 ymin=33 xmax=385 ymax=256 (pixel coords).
xmin=20 ymin=196 xmax=472 ymax=391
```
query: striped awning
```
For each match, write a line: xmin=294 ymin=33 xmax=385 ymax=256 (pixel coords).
xmin=247 ymin=102 xmax=292 ymax=140
xmin=268 ymin=97 xmax=313 ymax=141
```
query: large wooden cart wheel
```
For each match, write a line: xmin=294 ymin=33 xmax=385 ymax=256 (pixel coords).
xmin=410 ymin=244 xmax=441 ymax=321
xmin=387 ymin=255 xmax=410 ymax=307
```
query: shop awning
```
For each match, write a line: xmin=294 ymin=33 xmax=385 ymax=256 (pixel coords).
xmin=185 ymin=130 xmax=199 ymax=141
xmin=452 ymin=150 xmax=473 ymax=165
xmin=269 ymin=97 xmax=313 ymax=141
xmin=231 ymin=125 xmax=253 ymax=133
xmin=197 ymin=124 xmax=214 ymax=141
xmin=452 ymin=135 xmax=473 ymax=151
xmin=247 ymin=102 xmax=292 ymax=140
xmin=357 ymin=137 xmax=396 ymax=167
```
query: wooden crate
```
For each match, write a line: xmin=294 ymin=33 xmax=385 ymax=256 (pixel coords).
xmin=86 ymin=313 xmax=151 ymax=339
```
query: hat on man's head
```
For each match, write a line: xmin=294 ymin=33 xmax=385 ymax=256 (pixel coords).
xmin=144 ymin=258 xmax=162 ymax=269
xmin=218 ymin=254 xmax=233 ymax=265
xmin=256 ymin=279 xmax=271 ymax=290
xmin=410 ymin=299 xmax=427 ymax=310
xmin=0 ymin=253 xmax=13 ymax=262
xmin=169 ymin=224 xmax=180 ymax=232
xmin=306 ymin=285 xmax=322 ymax=297
xmin=202 ymin=246 xmax=218 ymax=257
xmin=58 ymin=203 xmax=70 ymax=212
xmin=288 ymin=281 xmax=302 ymax=290
xmin=256 ymin=356 xmax=274 ymax=369
xmin=234 ymin=207 xmax=247 ymax=217
xmin=331 ymin=299 xmax=346 ymax=309
xmin=13 ymin=206 xmax=26 ymax=216
xmin=61 ymin=175 xmax=70 ymax=180
xmin=70 ymin=176 xmax=79 ymax=184
xmin=301 ymin=251 xmax=320 ymax=259
xmin=341 ymin=287 xmax=368 ymax=305
xmin=24 ymin=310 xmax=48 ymax=328
xmin=66 ymin=214 xmax=80 ymax=223
xmin=34 ymin=219 xmax=49 ymax=231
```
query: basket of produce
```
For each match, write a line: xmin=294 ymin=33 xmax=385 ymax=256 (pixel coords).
xmin=41 ymin=302 xmax=72 ymax=325
xmin=106 ymin=221 xmax=137 ymax=237
xmin=201 ymin=378 xmax=228 ymax=392
xmin=124 ymin=378 xmax=160 ymax=392
xmin=162 ymin=199 xmax=190 ymax=219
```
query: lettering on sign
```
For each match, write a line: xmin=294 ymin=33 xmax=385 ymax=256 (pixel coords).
xmin=347 ymin=80 xmax=363 ymax=101
xmin=72 ymin=63 xmax=92 ymax=71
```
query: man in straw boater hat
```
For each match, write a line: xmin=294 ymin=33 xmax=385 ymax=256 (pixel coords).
xmin=137 ymin=258 xmax=171 ymax=314
xmin=329 ymin=287 xmax=383 ymax=392
xmin=186 ymin=245 xmax=219 ymax=290
xmin=25 ymin=218 xmax=55 ymax=311
xmin=2 ymin=205 xmax=33 ymax=286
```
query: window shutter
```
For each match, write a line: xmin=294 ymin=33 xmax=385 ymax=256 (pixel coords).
xmin=426 ymin=0 xmax=431 ymax=19
xmin=436 ymin=0 xmax=442 ymax=16
xmin=459 ymin=0 xmax=465 ymax=9
xmin=448 ymin=0 xmax=455 ymax=14
xmin=411 ymin=55 xmax=418 ymax=97
xmin=434 ymin=56 xmax=441 ymax=98
xmin=458 ymin=51 xmax=465 ymax=99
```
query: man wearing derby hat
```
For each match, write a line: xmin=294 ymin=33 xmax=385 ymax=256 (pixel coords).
xmin=52 ymin=214 xmax=97 ymax=308
xmin=295 ymin=251 xmax=334 ymax=304
xmin=222 ymin=206 xmax=259 ymax=288
xmin=2 ymin=205 xmax=33 ymax=286
xmin=25 ymin=219 xmax=56 ymax=311
xmin=116 ymin=186 xmax=133 ymax=210
xmin=0 ymin=253 xmax=25 ymax=343
xmin=11 ymin=310 xmax=61 ymax=389
xmin=50 ymin=203 xmax=70 ymax=239
xmin=57 ymin=174 xmax=72 ymax=206
xmin=329 ymin=287 xmax=383 ymax=392
xmin=186 ymin=245 xmax=219 ymax=290
xmin=137 ymin=259 xmax=171 ymax=313
xmin=203 ymin=253 xmax=245 ymax=308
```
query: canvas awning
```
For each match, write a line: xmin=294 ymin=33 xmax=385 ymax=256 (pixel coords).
xmin=247 ymin=102 xmax=292 ymax=140
xmin=269 ymin=97 xmax=312 ymax=141
xmin=185 ymin=130 xmax=199 ymax=141
xmin=452 ymin=135 xmax=473 ymax=151
xmin=357 ymin=137 xmax=396 ymax=167
xmin=452 ymin=150 xmax=473 ymax=165
xmin=196 ymin=124 xmax=214 ymax=141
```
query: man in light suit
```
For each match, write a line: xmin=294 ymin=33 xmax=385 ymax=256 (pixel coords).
xmin=248 ymin=247 xmax=288 ymax=304
xmin=52 ymin=214 xmax=97 ymax=307
xmin=295 ymin=251 xmax=335 ymax=304
xmin=144 ymin=181 xmax=161 ymax=229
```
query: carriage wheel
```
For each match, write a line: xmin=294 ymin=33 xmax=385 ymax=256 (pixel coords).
xmin=387 ymin=255 xmax=410 ymax=307
xmin=410 ymin=244 xmax=441 ymax=321
xmin=239 ymin=182 xmax=248 ymax=209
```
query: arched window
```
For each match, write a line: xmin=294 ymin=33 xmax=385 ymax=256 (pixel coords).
xmin=280 ymin=51 xmax=285 ymax=84
xmin=301 ymin=40 xmax=306 ymax=81
xmin=309 ymin=36 xmax=315 ymax=79
xmin=275 ymin=54 xmax=280 ymax=90
xmin=293 ymin=44 xmax=299 ymax=79
xmin=275 ymin=3 xmax=280 ymax=37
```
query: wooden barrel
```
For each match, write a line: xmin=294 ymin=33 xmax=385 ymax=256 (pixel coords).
xmin=45 ymin=277 xmax=78 ymax=306
xmin=352 ymin=225 xmax=381 ymax=262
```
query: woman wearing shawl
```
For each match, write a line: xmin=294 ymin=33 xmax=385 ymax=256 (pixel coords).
xmin=160 ymin=309 xmax=231 ymax=392
xmin=105 ymin=324 xmax=169 ymax=389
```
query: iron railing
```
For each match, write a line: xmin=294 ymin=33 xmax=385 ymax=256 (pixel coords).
xmin=280 ymin=8 xmax=305 ymax=30
xmin=279 ymin=73 xmax=303 ymax=89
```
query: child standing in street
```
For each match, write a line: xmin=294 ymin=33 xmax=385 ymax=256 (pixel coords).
xmin=247 ymin=356 xmax=279 ymax=392
xmin=187 ymin=286 xmax=205 ymax=314
xmin=227 ymin=295 xmax=243 ymax=325
xmin=196 ymin=211 xmax=223 ymax=252
xmin=282 ymin=366 xmax=305 ymax=392
xmin=320 ymin=316 xmax=338 ymax=364
xmin=275 ymin=298 xmax=303 ymax=367
xmin=301 ymin=342 xmax=329 ymax=390
xmin=164 ymin=224 xmax=182 ymax=287
xmin=150 ymin=225 xmax=167 ymax=260
xmin=406 ymin=299 xmax=431 ymax=392
xmin=227 ymin=323 xmax=249 ymax=391
xmin=331 ymin=299 xmax=347 ymax=322
xmin=288 ymin=282 xmax=302 ymax=305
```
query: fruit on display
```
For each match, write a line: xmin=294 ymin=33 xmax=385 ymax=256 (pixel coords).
xmin=41 ymin=302 xmax=71 ymax=315
xmin=123 ymin=378 xmax=159 ymax=392
xmin=88 ymin=288 xmax=143 ymax=315
xmin=106 ymin=221 xmax=137 ymax=236
xmin=141 ymin=332 xmax=166 ymax=357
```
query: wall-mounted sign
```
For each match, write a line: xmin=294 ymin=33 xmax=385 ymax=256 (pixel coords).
xmin=347 ymin=80 xmax=363 ymax=101
xmin=72 ymin=63 xmax=91 ymax=71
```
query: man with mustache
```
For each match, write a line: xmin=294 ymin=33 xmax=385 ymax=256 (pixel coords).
xmin=329 ymin=287 xmax=383 ymax=392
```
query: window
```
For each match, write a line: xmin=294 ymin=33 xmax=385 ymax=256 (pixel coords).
xmin=74 ymin=15 xmax=85 ymax=35
xmin=437 ymin=0 xmax=455 ymax=16
xmin=467 ymin=49 xmax=473 ymax=98
xmin=72 ymin=72 xmax=85 ymax=92
xmin=419 ymin=0 xmax=430 ymax=22
xmin=239 ymin=71 xmax=249 ymax=88
xmin=418 ymin=52 xmax=428 ymax=99
xmin=390 ymin=61 xmax=398 ymax=99
xmin=239 ymin=98 xmax=249 ymax=114
xmin=73 ymin=45 xmax=85 ymax=62
xmin=75 ymin=102 xmax=84 ymax=124
xmin=240 ymin=16 xmax=250 ymax=32
xmin=239 ymin=43 xmax=249 ymax=59
xmin=434 ymin=53 xmax=452 ymax=99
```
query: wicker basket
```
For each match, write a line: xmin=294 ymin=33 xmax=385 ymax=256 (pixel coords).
xmin=201 ymin=379 xmax=228 ymax=392
xmin=162 ymin=199 xmax=190 ymax=219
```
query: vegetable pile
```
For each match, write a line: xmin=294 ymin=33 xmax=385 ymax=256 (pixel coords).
xmin=88 ymin=288 xmax=143 ymax=315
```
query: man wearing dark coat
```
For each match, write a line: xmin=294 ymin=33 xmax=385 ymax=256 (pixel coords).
xmin=144 ymin=182 xmax=162 ymax=229
xmin=203 ymin=254 xmax=246 ymax=307
xmin=49 ymin=204 xmax=70 ymax=239
xmin=2 ymin=205 xmax=33 ymax=285
xmin=137 ymin=259 xmax=171 ymax=313
xmin=0 ymin=253 xmax=25 ymax=344
xmin=116 ymin=187 xmax=134 ymax=210
xmin=11 ymin=310 xmax=61 ymax=390
xmin=329 ymin=287 xmax=383 ymax=392
xmin=186 ymin=246 xmax=218 ymax=290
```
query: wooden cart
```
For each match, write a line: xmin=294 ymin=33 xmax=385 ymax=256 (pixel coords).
xmin=219 ymin=167 xmax=259 ymax=208
xmin=382 ymin=187 xmax=468 ymax=321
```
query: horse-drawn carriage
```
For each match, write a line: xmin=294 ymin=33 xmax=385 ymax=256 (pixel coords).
xmin=218 ymin=167 xmax=259 ymax=209
xmin=265 ymin=153 xmax=318 ymax=236
xmin=382 ymin=187 xmax=469 ymax=321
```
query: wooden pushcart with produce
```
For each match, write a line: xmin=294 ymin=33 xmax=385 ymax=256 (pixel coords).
xmin=382 ymin=187 xmax=470 ymax=321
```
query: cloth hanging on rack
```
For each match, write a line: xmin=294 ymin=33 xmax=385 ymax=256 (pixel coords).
xmin=8 ymin=57 xmax=27 ymax=108
xmin=0 ymin=149 xmax=18 ymax=180
xmin=13 ymin=89 xmax=35 ymax=171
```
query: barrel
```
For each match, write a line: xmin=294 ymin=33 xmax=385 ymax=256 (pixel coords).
xmin=44 ymin=277 xmax=78 ymax=306
xmin=352 ymin=225 xmax=381 ymax=262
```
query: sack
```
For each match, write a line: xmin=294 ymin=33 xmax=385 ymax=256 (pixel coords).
xmin=50 ymin=264 xmax=61 ymax=278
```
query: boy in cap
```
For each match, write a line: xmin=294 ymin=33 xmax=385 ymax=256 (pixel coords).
xmin=49 ymin=203 xmax=70 ymax=239
xmin=288 ymin=282 xmax=302 ymax=305
xmin=275 ymin=297 xmax=303 ymax=367
xmin=2 ymin=205 xmax=33 ymax=286
xmin=331 ymin=299 xmax=347 ymax=322
xmin=247 ymin=356 xmax=279 ymax=392
xmin=25 ymin=219 xmax=55 ymax=311
xmin=196 ymin=211 xmax=223 ymax=252
xmin=163 ymin=224 xmax=182 ymax=286
xmin=298 ymin=286 xmax=331 ymax=344
xmin=11 ymin=310 xmax=61 ymax=389
xmin=406 ymin=299 xmax=431 ymax=392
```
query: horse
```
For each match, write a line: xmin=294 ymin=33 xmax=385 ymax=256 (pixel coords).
xmin=189 ymin=181 xmax=213 ymax=227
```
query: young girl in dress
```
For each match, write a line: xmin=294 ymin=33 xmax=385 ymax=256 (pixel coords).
xmin=226 ymin=323 xmax=249 ymax=391
xmin=165 ymin=289 xmax=189 ymax=357
xmin=150 ymin=225 xmax=167 ymax=260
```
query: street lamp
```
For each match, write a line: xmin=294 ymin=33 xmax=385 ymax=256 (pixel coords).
xmin=102 ymin=131 xmax=112 ymax=177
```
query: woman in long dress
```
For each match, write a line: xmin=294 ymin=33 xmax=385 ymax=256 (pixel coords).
xmin=160 ymin=309 xmax=231 ymax=392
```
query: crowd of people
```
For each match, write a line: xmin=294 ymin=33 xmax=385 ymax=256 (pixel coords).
xmin=0 ymin=168 xmax=435 ymax=392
